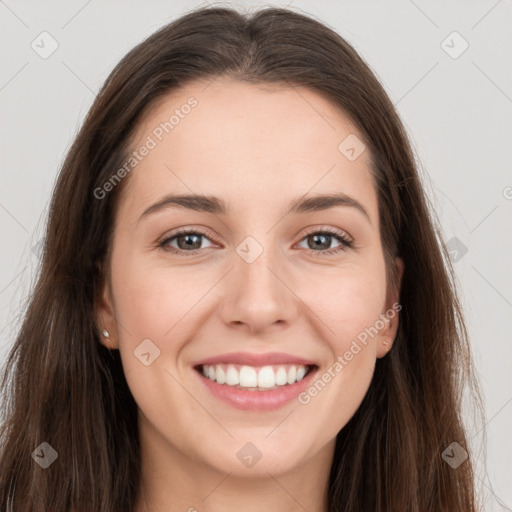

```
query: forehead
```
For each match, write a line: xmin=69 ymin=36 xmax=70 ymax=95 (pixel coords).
xmin=119 ymin=77 xmax=377 ymax=222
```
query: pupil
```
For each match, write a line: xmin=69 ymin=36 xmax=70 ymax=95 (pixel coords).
xmin=311 ymin=234 xmax=330 ymax=250
xmin=179 ymin=234 xmax=201 ymax=250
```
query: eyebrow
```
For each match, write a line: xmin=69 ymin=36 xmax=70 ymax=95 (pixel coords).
xmin=138 ymin=192 xmax=371 ymax=225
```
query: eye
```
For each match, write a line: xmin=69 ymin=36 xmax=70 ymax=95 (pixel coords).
xmin=158 ymin=229 xmax=218 ymax=254
xmin=297 ymin=228 xmax=354 ymax=256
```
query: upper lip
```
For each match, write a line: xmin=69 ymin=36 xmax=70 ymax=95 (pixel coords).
xmin=193 ymin=351 xmax=317 ymax=368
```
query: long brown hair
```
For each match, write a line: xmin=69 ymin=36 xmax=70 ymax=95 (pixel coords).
xmin=0 ymin=5 xmax=485 ymax=511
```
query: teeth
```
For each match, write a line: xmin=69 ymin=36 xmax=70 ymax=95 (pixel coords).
xmin=275 ymin=367 xmax=288 ymax=386
xmin=240 ymin=366 xmax=257 ymax=387
xmin=257 ymin=366 xmax=275 ymax=388
xmin=216 ymin=365 xmax=226 ymax=384
xmin=287 ymin=365 xmax=296 ymax=384
xmin=226 ymin=365 xmax=239 ymax=385
xmin=200 ymin=363 xmax=312 ymax=389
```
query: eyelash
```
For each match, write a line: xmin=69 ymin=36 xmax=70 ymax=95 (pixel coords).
xmin=157 ymin=227 xmax=354 ymax=257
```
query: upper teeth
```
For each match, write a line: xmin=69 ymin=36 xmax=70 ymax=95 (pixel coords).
xmin=201 ymin=364 xmax=309 ymax=389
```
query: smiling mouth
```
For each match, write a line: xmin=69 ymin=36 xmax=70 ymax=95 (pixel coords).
xmin=194 ymin=363 xmax=317 ymax=391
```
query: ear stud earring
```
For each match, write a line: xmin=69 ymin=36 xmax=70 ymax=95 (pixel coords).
xmin=102 ymin=329 xmax=110 ymax=338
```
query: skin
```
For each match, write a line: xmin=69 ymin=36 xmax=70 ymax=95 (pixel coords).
xmin=96 ymin=77 xmax=403 ymax=512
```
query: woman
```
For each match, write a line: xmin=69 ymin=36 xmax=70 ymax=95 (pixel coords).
xmin=0 ymin=5 xmax=484 ymax=511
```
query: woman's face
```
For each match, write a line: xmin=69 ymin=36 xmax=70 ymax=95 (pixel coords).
xmin=97 ymin=77 xmax=402 ymax=479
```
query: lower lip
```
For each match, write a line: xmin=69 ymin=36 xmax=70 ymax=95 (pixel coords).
xmin=194 ymin=366 xmax=318 ymax=411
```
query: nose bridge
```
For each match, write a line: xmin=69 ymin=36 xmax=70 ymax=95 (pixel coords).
xmin=237 ymin=243 xmax=280 ymax=296
xmin=221 ymin=237 xmax=297 ymax=331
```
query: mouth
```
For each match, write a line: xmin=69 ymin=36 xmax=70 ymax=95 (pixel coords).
xmin=191 ymin=351 xmax=320 ymax=410
xmin=193 ymin=363 xmax=318 ymax=391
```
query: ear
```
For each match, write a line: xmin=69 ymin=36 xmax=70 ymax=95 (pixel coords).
xmin=377 ymin=256 xmax=404 ymax=359
xmin=94 ymin=270 xmax=119 ymax=350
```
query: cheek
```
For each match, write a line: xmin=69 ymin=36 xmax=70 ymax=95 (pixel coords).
xmin=293 ymin=268 xmax=386 ymax=429
xmin=111 ymin=250 xmax=207 ymax=339
xmin=299 ymin=263 xmax=387 ymax=351
xmin=109 ymin=254 xmax=206 ymax=420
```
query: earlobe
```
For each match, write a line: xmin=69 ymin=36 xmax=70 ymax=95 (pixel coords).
xmin=377 ymin=325 xmax=396 ymax=358
xmin=378 ymin=323 xmax=397 ymax=357
xmin=94 ymin=277 xmax=118 ymax=349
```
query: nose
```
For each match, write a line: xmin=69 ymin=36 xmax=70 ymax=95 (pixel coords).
xmin=218 ymin=247 xmax=298 ymax=335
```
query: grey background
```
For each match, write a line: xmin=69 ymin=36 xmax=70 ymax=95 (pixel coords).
xmin=1 ymin=0 xmax=511 ymax=509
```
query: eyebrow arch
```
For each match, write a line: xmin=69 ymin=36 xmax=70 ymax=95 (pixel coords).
xmin=138 ymin=192 xmax=371 ymax=225
xmin=289 ymin=193 xmax=371 ymax=224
